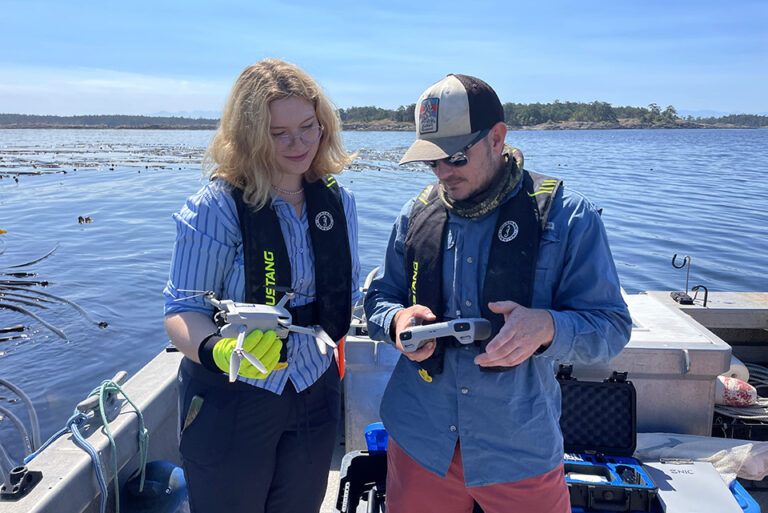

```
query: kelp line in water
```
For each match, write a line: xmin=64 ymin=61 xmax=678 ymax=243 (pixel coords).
xmin=0 ymin=239 xmax=108 ymax=343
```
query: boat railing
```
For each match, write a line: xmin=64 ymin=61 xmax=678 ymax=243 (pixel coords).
xmin=0 ymin=378 xmax=42 ymax=484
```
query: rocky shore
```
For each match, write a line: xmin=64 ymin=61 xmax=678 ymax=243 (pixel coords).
xmin=341 ymin=121 xmax=414 ymax=131
xmin=515 ymin=119 xmax=758 ymax=130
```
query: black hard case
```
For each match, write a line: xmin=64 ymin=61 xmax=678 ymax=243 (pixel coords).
xmin=336 ymin=449 xmax=386 ymax=513
xmin=557 ymin=364 xmax=658 ymax=512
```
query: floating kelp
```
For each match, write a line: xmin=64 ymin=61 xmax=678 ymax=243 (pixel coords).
xmin=5 ymin=245 xmax=58 ymax=268
xmin=0 ymin=243 xmax=108 ymax=342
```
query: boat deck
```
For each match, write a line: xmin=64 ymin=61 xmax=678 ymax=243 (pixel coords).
xmin=320 ymin=420 xmax=345 ymax=513
xmin=5 ymin=291 xmax=768 ymax=512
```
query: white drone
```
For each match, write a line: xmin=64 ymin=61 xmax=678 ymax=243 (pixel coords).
xmin=179 ymin=289 xmax=337 ymax=382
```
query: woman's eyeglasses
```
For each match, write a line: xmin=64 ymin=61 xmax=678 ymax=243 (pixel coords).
xmin=272 ymin=123 xmax=323 ymax=150
xmin=424 ymin=128 xmax=490 ymax=169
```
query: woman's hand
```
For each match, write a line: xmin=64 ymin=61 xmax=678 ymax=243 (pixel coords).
xmin=212 ymin=330 xmax=284 ymax=379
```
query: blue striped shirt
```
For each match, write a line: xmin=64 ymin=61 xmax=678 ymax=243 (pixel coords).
xmin=164 ymin=178 xmax=362 ymax=394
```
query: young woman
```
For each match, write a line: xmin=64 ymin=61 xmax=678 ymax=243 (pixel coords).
xmin=163 ymin=58 xmax=361 ymax=513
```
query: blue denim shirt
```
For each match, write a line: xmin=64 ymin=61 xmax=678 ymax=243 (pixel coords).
xmin=364 ymin=179 xmax=631 ymax=487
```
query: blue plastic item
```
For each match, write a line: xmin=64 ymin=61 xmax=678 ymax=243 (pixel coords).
xmin=364 ymin=422 xmax=389 ymax=452
xmin=731 ymin=480 xmax=761 ymax=513
xmin=121 ymin=460 xmax=188 ymax=513
xmin=571 ymin=479 xmax=760 ymax=512
xmin=565 ymin=453 xmax=657 ymax=512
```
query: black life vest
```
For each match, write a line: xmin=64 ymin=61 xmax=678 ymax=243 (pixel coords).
xmin=404 ymin=169 xmax=561 ymax=378
xmin=231 ymin=175 xmax=352 ymax=361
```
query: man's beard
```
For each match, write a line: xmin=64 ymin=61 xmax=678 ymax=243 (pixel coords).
xmin=439 ymin=145 xmax=523 ymax=218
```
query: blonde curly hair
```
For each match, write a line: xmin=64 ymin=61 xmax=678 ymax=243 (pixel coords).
xmin=204 ymin=58 xmax=351 ymax=209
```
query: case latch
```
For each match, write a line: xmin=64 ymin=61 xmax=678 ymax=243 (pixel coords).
xmin=556 ymin=364 xmax=574 ymax=380
xmin=607 ymin=371 xmax=628 ymax=383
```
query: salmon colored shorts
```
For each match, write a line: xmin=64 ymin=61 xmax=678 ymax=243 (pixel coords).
xmin=386 ymin=438 xmax=571 ymax=513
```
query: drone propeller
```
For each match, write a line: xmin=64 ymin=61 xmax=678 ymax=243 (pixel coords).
xmin=174 ymin=289 xmax=215 ymax=302
xmin=273 ymin=286 xmax=314 ymax=299
xmin=240 ymin=350 xmax=268 ymax=374
xmin=228 ymin=325 xmax=268 ymax=382
xmin=313 ymin=326 xmax=337 ymax=355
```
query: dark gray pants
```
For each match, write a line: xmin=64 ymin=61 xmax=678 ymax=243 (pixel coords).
xmin=177 ymin=358 xmax=341 ymax=513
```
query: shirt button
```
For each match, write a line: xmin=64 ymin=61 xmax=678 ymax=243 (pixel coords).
xmin=465 ymin=300 xmax=472 ymax=307
xmin=449 ymin=425 xmax=457 ymax=432
xmin=466 ymin=257 xmax=473 ymax=264
xmin=461 ymin=387 xmax=469 ymax=394
xmin=287 ymin=357 xmax=293 ymax=363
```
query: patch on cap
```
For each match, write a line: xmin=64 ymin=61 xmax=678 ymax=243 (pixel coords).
xmin=419 ymin=98 xmax=439 ymax=134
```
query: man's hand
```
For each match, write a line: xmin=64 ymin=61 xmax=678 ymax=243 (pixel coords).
xmin=392 ymin=305 xmax=437 ymax=362
xmin=474 ymin=301 xmax=554 ymax=368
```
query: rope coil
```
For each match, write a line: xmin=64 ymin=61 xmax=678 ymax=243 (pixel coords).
xmin=23 ymin=378 xmax=149 ymax=513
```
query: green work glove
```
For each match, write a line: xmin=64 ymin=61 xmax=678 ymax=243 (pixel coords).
xmin=203 ymin=330 xmax=283 ymax=379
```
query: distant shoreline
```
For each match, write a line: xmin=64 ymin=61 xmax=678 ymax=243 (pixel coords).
xmin=341 ymin=120 xmax=765 ymax=131
xmin=4 ymin=104 xmax=766 ymax=130
xmin=1 ymin=120 xmax=764 ymax=130
xmin=0 ymin=124 xmax=217 ymax=130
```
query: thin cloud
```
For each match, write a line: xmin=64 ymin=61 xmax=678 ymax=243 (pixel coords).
xmin=0 ymin=66 xmax=230 ymax=115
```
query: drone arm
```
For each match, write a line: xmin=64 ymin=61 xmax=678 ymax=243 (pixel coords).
xmin=204 ymin=295 xmax=223 ymax=309
xmin=282 ymin=324 xmax=338 ymax=355
xmin=287 ymin=325 xmax=317 ymax=337
xmin=275 ymin=292 xmax=294 ymax=309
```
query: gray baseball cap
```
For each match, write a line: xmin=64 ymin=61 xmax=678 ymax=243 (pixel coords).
xmin=400 ymin=74 xmax=504 ymax=164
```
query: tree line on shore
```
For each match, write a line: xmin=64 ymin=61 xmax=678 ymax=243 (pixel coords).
xmin=2 ymin=102 xmax=767 ymax=128
xmin=339 ymin=102 xmax=768 ymax=127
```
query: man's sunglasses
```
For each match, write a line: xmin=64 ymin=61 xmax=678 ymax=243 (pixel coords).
xmin=424 ymin=128 xmax=490 ymax=169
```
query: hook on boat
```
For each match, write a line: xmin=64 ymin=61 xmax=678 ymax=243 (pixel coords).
xmin=670 ymin=254 xmax=694 ymax=304
xmin=691 ymin=285 xmax=709 ymax=307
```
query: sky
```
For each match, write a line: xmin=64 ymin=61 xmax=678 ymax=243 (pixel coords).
xmin=1 ymin=0 xmax=766 ymax=117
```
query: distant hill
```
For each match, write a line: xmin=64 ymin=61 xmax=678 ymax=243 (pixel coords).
xmin=0 ymin=114 xmax=218 ymax=129
xmin=150 ymin=110 xmax=221 ymax=119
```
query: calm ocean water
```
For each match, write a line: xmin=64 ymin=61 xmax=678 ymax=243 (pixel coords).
xmin=1 ymin=128 xmax=767 ymax=457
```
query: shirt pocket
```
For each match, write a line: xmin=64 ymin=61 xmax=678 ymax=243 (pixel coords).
xmin=534 ymin=225 xmax=561 ymax=305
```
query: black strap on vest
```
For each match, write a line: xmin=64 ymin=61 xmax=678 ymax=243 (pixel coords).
xmin=232 ymin=176 xmax=352 ymax=362
xmin=404 ymin=170 xmax=561 ymax=379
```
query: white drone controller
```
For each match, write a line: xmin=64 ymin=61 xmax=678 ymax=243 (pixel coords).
xmin=202 ymin=292 xmax=337 ymax=382
xmin=399 ymin=318 xmax=492 ymax=353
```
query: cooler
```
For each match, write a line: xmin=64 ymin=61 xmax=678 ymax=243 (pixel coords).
xmin=571 ymin=293 xmax=732 ymax=435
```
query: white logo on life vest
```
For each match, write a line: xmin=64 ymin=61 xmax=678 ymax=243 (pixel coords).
xmin=498 ymin=221 xmax=519 ymax=242
xmin=315 ymin=211 xmax=334 ymax=231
